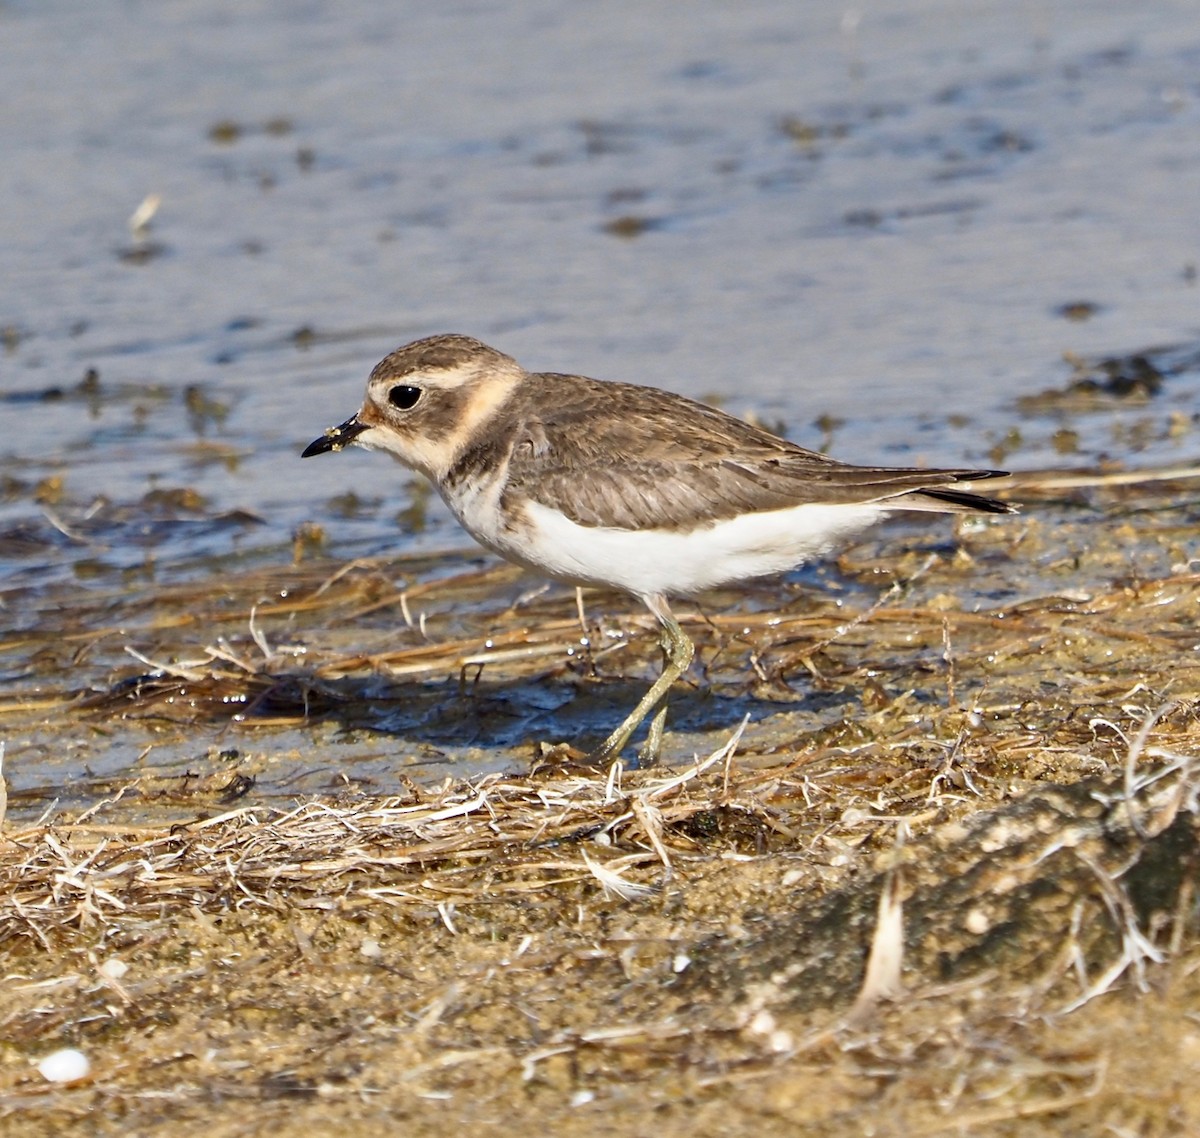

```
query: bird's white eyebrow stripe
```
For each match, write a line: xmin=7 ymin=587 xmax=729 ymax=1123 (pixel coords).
xmin=370 ymin=365 xmax=474 ymax=392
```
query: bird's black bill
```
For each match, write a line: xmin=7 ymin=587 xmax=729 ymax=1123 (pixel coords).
xmin=301 ymin=415 xmax=368 ymax=457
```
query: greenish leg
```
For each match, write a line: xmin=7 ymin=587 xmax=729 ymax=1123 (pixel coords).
xmin=589 ymin=594 xmax=694 ymax=765
xmin=636 ymin=704 xmax=669 ymax=767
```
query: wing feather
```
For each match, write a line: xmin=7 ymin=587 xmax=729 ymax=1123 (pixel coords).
xmin=489 ymin=373 xmax=1008 ymax=529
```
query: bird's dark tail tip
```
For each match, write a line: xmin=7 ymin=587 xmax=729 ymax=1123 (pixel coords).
xmin=918 ymin=483 xmax=1017 ymax=515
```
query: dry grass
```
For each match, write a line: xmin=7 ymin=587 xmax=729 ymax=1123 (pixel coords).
xmin=2 ymin=464 xmax=1200 ymax=1135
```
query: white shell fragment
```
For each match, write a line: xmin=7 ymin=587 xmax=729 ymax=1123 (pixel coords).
xmin=37 ymin=1048 xmax=91 ymax=1084
xmin=98 ymin=957 xmax=129 ymax=980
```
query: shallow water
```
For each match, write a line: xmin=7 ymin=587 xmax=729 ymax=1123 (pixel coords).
xmin=2 ymin=0 xmax=1200 ymax=809
xmin=4 ymin=1 xmax=1199 ymax=556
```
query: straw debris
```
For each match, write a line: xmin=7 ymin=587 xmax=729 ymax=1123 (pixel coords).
xmin=3 ymin=467 xmax=1200 ymax=1135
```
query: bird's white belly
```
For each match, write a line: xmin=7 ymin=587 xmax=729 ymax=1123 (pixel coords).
xmin=461 ymin=496 xmax=888 ymax=599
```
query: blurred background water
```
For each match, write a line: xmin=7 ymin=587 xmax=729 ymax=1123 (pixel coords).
xmin=1 ymin=0 xmax=1198 ymax=577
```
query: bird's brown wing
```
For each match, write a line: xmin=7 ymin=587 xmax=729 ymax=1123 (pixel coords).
xmin=494 ymin=373 xmax=1008 ymax=530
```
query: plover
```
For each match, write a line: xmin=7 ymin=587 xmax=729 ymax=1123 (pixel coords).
xmin=303 ymin=334 xmax=1012 ymax=762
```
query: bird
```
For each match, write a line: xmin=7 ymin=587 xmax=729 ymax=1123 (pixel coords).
xmin=302 ymin=333 xmax=1013 ymax=763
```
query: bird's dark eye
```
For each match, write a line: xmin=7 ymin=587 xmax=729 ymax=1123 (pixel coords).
xmin=388 ymin=384 xmax=421 ymax=410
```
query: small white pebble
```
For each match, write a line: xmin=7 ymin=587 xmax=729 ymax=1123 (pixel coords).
xmin=98 ymin=958 xmax=128 ymax=980
xmin=570 ymin=1089 xmax=595 ymax=1108
xmin=37 ymin=1049 xmax=90 ymax=1084
xmin=768 ymin=1029 xmax=795 ymax=1053
xmin=359 ymin=937 xmax=382 ymax=960
xmin=671 ymin=952 xmax=692 ymax=974
xmin=747 ymin=1009 xmax=776 ymax=1036
xmin=964 ymin=909 xmax=990 ymax=935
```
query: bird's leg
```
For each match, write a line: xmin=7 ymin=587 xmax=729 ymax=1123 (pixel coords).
xmin=636 ymin=628 xmax=674 ymax=766
xmin=636 ymin=704 xmax=669 ymax=767
xmin=589 ymin=595 xmax=694 ymax=765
